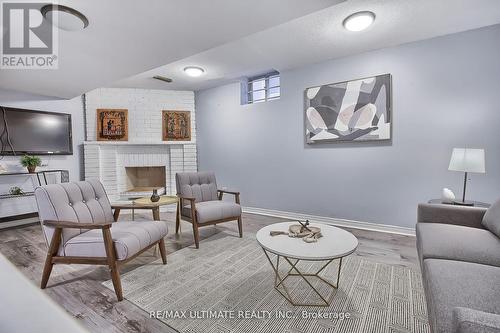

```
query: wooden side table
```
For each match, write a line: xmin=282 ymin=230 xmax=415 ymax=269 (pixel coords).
xmin=428 ymin=199 xmax=490 ymax=208
xmin=111 ymin=196 xmax=180 ymax=226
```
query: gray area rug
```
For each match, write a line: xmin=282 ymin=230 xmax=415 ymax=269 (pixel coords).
xmin=103 ymin=233 xmax=429 ymax=333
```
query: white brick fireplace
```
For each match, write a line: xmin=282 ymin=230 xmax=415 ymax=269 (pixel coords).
xmin=83 ymin=88 xmax=197 ymax=201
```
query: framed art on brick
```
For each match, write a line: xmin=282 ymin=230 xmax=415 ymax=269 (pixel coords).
xmin=96 ymin=109 xmax=128 ymax=141
xmin=162 ymin=110 xmax=191 ymax=141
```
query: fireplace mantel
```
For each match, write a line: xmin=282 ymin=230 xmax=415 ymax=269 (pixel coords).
xmin=83 ymin=141 xmax=195 ymax=146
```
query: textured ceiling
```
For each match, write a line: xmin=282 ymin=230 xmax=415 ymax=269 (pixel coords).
xmin=0 ymin=0 xmax=341 ymax=98
xmin=113 ymin=0 xmax=500 ymax=92
xmin=2 ymin=0 xmax=500 ymax=98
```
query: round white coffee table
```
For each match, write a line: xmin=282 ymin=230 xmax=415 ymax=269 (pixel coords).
xmin=256 ymin=222 xmax=358 ymax=307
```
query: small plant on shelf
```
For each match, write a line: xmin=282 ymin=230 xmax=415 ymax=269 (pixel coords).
xmin=20 ymin=155 xmax=41 ymax=173
xmin=9 ymin=186 xmax=24 ymax=196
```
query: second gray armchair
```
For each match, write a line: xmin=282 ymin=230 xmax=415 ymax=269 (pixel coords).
xmin=176 ymin=171 xmax=242 ymax=248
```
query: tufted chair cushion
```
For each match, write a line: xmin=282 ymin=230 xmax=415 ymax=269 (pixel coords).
xmin=34 ymin=179 xmax=114 ymax=248
xmin=176 ymin=171 xmax=218 ymax=203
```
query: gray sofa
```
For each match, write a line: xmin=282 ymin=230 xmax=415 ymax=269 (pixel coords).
xmin=416 ymin=201 xmax=500 ymax=333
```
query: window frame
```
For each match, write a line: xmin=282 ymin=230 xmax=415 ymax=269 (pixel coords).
xmin=247 ymin=72 xmax=280 ymax=104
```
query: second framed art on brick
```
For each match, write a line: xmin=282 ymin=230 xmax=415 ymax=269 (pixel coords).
xmin=162 ymin=110 xmax=191 ymax=141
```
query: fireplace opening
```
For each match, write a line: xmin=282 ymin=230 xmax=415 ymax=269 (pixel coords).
xmin=124 ymin=166 xmax=166 ymax=198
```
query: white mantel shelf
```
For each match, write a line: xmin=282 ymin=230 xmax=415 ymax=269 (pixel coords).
xmin=83 ymin=141 xmax=195 ymax=146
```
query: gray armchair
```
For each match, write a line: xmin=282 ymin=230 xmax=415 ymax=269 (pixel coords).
xmin=34 ymin=179 xmax=168 ymax=301
xmin=175 ymin=171 xmax=242 ymax=248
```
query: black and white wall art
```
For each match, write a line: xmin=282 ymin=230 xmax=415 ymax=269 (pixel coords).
xmin=305 ymin=74 xmax=392 ymax=143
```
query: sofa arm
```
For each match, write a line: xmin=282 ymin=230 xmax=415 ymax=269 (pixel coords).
xmin=453 ymin=307 xmax=500 ymax=333
xmin=417 ymin=203 xmax=487 ymax=229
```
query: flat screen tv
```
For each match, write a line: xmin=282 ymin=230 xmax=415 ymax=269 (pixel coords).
xmin=0 ymin=106 xmax=73 ymax=155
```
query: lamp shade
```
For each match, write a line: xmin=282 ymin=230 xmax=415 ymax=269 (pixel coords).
xmin=448 ymin=148 xmax=485 ymax=173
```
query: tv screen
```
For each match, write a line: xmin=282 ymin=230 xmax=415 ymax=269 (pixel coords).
xmin=0 ymin=107 xmax=73 ymax=155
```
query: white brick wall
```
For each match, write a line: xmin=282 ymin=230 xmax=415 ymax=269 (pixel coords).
xmin=85 ymin=88 xmax=196 ymax=143
xmin=83 ymin=88 xmax=198 ymax=200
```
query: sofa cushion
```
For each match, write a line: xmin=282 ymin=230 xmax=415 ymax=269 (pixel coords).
xmin=423 ymin=259 xmax=500 ymax=333
xmin=482 ymin=199 xmax=500 ymax=238
xmin=183 ymin=200 xmax=241 ymax=223
xmin=62 ymin=221 xmax=168 ymax=260
xmin=416 ymin=223 xmax=500 ymax=267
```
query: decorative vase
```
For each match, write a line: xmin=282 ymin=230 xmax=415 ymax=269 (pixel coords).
xmin=27 ymin=166 xmax=36 ymax=173
xmin=150 ymin=189 xmax=160 ymax=202
xmin=442 ymin=188 xmax=456 ymax=201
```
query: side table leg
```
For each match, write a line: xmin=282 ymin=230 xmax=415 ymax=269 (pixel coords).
xmin=113 ymin=208 xmax=121 ymax=222
xmin=152 ymin=207 xmax=161 ymax=256
xmin=152 ymin=207 xmax=160 ymax=221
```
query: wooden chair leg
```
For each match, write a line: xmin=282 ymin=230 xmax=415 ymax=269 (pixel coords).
xmin=190 ymin=202 xmax=200 ymax=249
xmin=41 ymin=228 xmax=62 ymax=289
xmin=102 ymin=227 xmax=123 ymax=301
xmin=192 ymin=223 xmax=200 ymax=249
xmin=237 ymin=216 xmax=243 ymax=238
xmin=159 ymin=238 xmax=167 ymax=264
xmin=175 ymin=201 xmax=180 ymax=234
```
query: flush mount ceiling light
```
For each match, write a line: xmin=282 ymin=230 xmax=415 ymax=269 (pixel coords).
xmin=41 ymin=4 xmax=89 ymax=31
xmin=183 ymin=66 xmax=205 ymax=77
xmin=343 ymin=11 xmax=375 ymax=32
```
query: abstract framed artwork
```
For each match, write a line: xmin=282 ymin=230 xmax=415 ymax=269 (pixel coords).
xmin=162 ymin=110 xmax=191 ymax=141
xmin=96 ymin=109 xmax=128 ymax=141
xmin=305 ymin=73 xmax=392 ymax=143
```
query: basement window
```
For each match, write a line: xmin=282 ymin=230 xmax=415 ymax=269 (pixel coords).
xmin=245 ymin=71 xmax=280 ymax=104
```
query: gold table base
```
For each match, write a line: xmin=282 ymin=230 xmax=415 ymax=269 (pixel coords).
xmin=262 ymin=248 xmax=342 ymax=307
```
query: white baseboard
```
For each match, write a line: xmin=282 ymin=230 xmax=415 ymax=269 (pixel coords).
xmin=242 ymin=207 xmax=415 ymax=236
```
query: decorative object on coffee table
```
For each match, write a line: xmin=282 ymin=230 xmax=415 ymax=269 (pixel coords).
xmin=150 ymin=189 xmax=160 ymax=202
xmin=257 ymin=222 xmax=358 ymax=306
xmin=20 ymin=155 xmax=41 ymax=173
xmin=270 ymin=219 xmax=322 ymax=243
xmin=448 ymin=148 xmax=485 ymax=206
xmin=162 ymin=110 xmax=191 ymax=141
xmin=96 ymin=109 xmax=128 ymax=141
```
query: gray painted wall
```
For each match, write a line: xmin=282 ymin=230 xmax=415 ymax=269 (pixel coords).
xmin=196 ymin=25 xmax=500 ymax=228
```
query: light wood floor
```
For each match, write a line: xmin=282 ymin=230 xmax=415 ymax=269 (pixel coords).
xmin=0 ymin=212 xmax=418 ymax=333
